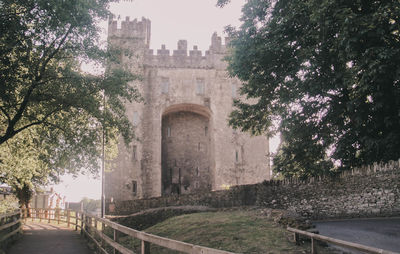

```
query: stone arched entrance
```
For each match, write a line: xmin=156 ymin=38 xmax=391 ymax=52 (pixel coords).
xmin=161 ymin=104 xmax=212 ymax=195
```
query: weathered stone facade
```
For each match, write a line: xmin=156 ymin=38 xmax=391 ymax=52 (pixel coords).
xmin=105 ymin=17 xmax=270 ymax=201
xmin=108 ymin=160 xmax=400 ymax=220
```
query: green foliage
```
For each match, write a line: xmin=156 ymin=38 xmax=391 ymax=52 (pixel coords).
xmin=0 ymin=1 xmax=140 ymax=202
xmin=81 ymin=197 xmax=100 ymax=214
xmin=224 ymin=0 xmax=400 ymax=177
xmin=0 ymin=196 xmax=19 ymax=214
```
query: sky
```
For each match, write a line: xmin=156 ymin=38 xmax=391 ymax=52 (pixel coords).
xmin=52 ymin=0 xmax=280 ymax=202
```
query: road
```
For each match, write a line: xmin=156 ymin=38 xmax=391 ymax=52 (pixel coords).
xmin=314 ymin=218 xmax=400 ymax=253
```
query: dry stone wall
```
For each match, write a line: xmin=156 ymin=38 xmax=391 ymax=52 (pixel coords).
xmin=108 ymin=160 xmax=400 ymax=220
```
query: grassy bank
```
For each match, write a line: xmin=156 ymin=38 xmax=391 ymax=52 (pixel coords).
xmin=118 ymin=209 xmax=313 ymax=253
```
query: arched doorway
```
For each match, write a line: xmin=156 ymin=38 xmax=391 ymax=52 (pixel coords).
xmin=161 ymin=104 xmax=212 ymax=195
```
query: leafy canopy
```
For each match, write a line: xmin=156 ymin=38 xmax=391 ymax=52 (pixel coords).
xmin=222 ymin=0 xmax=400 ymax=177
xmin=0 ymin=0 xmax=140 ymax=191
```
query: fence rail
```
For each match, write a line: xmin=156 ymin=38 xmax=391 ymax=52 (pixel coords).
xmin=287 ymin=226 xmax=398 ymax=254
xmin=21 ymin=208 xmax=235 ymax=254
xmin=0 ymin=210 xmax=22 ymax=249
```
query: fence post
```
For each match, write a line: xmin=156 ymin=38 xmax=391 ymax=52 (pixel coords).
xmin=113 ymin=228 xmax=119 ymax=254
xmin=75 ymin=211 xmax=78 ymax=231
xmin=311 ymin=237 xmax=316 ymax=254
xmin=67 ymin=210 xmax=70 ymax=228
xmin=99 ymin=222 xmax=105 ymax=250
xmin=294 ymin=232 xmax=299 ymax=245
xmin=80 ymin=213 xmax=84 ymax=236
xmin=141 ymin=240 xmax=150 ymax=254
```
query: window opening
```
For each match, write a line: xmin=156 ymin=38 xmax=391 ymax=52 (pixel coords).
xmin=132 ymin=180 xmax=137 ymax=196
xmin=167 ymin=126 xmax=171 ymax=137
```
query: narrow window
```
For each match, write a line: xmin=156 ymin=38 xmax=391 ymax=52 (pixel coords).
xmin=161 ymin=77 xmax=169 ymax=94
xmin=133 ymin=111 xmax=139 ymax=126
xmin=205 ymin=126 xmax=208 ymax=136
xmin=196 ymin=166 xmax=200 ymax=176
xmin=198 ymin=142 xmax=201 ymax=151
xmin=133 ymin=145 xmax=137 ymax=160
xmin=167 ymin=126 xmax=171 ymax=137
xmin=232 ymin=83 xmax=237 ymax=98
xmin=196 ymin=78 xmax=205 ymax=95
xmin=235 ymin=150 xmax=239 ymax=163
xmin=132 ymin=180 xmax=137 ymax=196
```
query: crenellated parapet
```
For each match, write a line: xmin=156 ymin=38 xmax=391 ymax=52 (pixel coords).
xmin=145 ymin=33 xmax=231 ymax=69
xmin=108 ymin=16 xmax=231 ymax=69
xmin=108 ymin=16 xmax=151 ymax=47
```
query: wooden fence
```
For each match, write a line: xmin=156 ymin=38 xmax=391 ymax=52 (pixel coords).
xmin=21 ymin=208 xmax=235 ymax=254
xmin=0 ymin=210 xmax=22 ymax=250
xmin=287 ymin=227 xmax=399 ymax=254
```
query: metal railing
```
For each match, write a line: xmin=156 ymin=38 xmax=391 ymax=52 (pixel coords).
xmin=0 ymin=210 xmax=22 ymax=249
xmin=287 ymin=226 xmax=399 ymax=254
xmin=22 ymin=208 xmax=235 ymax=254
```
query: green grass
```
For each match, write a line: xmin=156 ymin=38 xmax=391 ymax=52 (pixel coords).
xmin=118 ymin=209 xmax=313 ymax=254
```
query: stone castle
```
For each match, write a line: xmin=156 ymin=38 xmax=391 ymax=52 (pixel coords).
xmin=105 ymin=17 xmax=270 ymax=201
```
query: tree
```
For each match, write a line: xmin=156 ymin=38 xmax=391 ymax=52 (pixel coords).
xmin=220 ymin=0 xmax=400 ymax=177
xmin=0 ymin=1 xmax=140 ymax=204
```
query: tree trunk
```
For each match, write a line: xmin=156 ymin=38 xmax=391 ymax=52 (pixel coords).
xmin=15 ymin=184 xmax=32 ymax=217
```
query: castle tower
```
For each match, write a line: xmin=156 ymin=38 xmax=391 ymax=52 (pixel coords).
xmin=105 ymin=17 xmax=270 ymax=202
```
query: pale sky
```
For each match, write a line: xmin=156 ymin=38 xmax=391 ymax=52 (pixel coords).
xmin=53 ymin=0 xmax=280 ymax=203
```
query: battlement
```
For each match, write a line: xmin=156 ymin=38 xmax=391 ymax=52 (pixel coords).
xmin=145 ymin=33 xmax=231 ymax=69
xmin=108 ymin=16 xmax=231 ymax=69
xmin=108 ymin=16 xmax=151 ymax=46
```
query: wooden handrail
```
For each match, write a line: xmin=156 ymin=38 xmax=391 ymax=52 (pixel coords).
xmin=86 ymin=214 xmax=236 ymax=254
xmin=287 ymin=227 xmax=399 ymax=254
xmin=0 ymin=209 xmax=22 ymax=247
xmin=20 ymin=208 xmax=236 ymax=254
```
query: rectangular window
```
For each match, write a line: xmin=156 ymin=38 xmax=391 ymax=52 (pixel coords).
xmin=196 ymin=78 xmax=205 ymax=95
xmin=205 ymin=126 xmax=208 ymax=136
xmin=161 ymin=77 xmax=169 ymax=94
xmin=235 ymin=150 xmax=239 ymax=163
xmin=133 ymin=111 xmax=139 ymax=126
xmin=132 ymin=180 xmax=137 ymax=196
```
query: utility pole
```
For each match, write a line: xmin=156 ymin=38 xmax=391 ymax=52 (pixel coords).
xmin=101 ymin=92 xmax=106 ymax=218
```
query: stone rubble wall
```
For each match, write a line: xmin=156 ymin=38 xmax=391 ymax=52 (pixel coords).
xmin=108 ymin=160 xmax=400 ymax=220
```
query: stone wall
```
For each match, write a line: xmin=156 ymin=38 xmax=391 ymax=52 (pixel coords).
xmin=108 ymin=160 xmax=400 ymax=220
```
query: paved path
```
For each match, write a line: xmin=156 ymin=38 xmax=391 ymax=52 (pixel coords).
xmin=8 ymin=221 xmax=93 ymax=254
xmin=314 ymin=218 xmax=400 ymax=253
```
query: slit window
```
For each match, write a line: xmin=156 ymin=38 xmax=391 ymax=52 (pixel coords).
xmin=235 ymin=150 xmax=239 ymax=163
xmin=132 ymin=180 xmax=137 ymax=196
xmin=167 ymin=126 xmax=171 ymax=137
